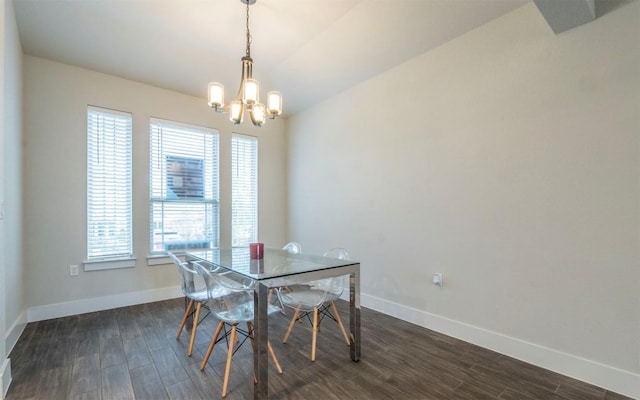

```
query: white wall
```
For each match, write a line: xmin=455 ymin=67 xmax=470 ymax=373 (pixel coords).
xmin=287 ymin=2 xmax=639 ymax=397
xmin=23 ymin=56 xmax=287 ymax=314
xmin=1 ymin=0 xmax=23 ymax=396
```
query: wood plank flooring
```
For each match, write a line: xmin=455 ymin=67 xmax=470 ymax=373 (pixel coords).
xmin=5 ymin=298 xmax=632 ymax=400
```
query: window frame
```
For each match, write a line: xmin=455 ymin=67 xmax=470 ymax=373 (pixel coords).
xmin=84 ymin=106 xmax=135 ymax=271
xmin=149 ymin=118 xmax=220 ymax=255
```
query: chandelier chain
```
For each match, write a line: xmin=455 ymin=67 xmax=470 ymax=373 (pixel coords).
xmin=245 ymin=1 xmax=252 ymax=57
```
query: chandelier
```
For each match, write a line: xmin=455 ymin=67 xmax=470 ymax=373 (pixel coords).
xmin=207 ymin=0 xmax=283 ymax=127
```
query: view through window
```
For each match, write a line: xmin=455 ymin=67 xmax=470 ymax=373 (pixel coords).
xmin=149 ymin=119 xmax=219 ymax=252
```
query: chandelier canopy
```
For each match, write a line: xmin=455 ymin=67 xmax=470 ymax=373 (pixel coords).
xmin=207 ymin=0 xmax=283 ymax=127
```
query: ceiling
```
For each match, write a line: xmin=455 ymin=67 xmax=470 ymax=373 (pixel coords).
xmin=13 ymin=0 xmax=531 ymax=117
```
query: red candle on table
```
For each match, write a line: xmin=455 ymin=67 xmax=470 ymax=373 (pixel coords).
xmin=250 ymin=242 xmax=264 ymax=259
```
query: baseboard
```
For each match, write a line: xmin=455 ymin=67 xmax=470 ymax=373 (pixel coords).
xmin=361 ymin=293 xmax=639 ymax=399
xmin=5 ymin=311 xmax=26 ymax=357
xmin=0 ymin=359 xmax=11 ymax=399
xmin=26 ymin=286 xmax=182 ymax=323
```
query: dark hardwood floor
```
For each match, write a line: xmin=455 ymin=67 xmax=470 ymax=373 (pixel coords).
xmin=6 ymin=298 xmax=632 ymax=400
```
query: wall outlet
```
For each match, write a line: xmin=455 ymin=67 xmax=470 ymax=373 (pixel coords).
xmin=432 ymin=273 xmax=443 ymax=287
xmin=70 ymin=264 xmax=79 ymax=276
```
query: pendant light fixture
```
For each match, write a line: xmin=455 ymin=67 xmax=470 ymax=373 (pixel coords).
xmin=207 ymin=0 xmax=283 ymax=127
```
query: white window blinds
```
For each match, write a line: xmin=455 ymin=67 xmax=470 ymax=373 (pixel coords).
xmin=232 ymin=134 xmax=258 ymax=247
xmin=149 ymin=119 xmax=219 ymax=253
xmin=87 ymin=106 xmax=133 ymax=260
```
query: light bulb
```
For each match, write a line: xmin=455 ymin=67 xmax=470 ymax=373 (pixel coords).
xmin=250 ymin=104 xmax=266 ymax=127
xmin=230 ymin=101 xmax=244 ymax=125
xmin=243 ymin=79 xmax=259 ymax=105
xmin=267 ymin=91 xmax=282 ymax=117
xmin=208 ymin=82 xmax=224 ymax=108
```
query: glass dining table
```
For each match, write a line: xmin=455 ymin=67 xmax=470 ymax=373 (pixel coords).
xmin=186 ymin=247 xmax=361 ymax=400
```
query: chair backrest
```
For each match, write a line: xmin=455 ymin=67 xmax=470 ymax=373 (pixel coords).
xmin=282 ymin=241 xmax=303 ymax=254
xmin=193 ymin=262 xmax=281 ymax=323
xmin=168 ymin=251 xmax=206 ymax=297
xmin=316 ymin=248 xmax=350 ymax=298
xmin=323 ymin=248 xmax=349 ymax=260
xmin=167 ymin=251 xmax=183 ymax=268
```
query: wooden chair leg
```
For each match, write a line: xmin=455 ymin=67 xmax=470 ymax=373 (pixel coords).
xmin=311 ymin=307 xmax=318 ymax=362
xmin=201 ymin=321 xmax=224 ymax=371
xmin=222 ymin=326 xmax=237 ymax=398
xmin=330 ymin=301 xmax=351 ymax=346
xmin=267 ymin=341 xmax=283 ymax=374
xmin=188 ymin=302 xmax=201 ymax=356
xmin=176 ymin=298 xmax=194 ymax=339
xmin=283 ymin=307 xmax=300 ymax=343
xmin=247 ymin=321 xmax=255 ymax=351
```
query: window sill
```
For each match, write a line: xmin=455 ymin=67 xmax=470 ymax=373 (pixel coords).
xmin=83 ymin=257 xmax=136 ymax=271
xmin=148 ymin=252 xmax=201 ymax=266
xmin=147 ymin=254 xmax=173 ymax=266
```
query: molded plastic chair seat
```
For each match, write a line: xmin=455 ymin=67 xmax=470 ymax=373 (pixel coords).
xmin=210 ymin=291 xmax=281 ymax=324
xmin=279 ymin=283 xmax=330 ymax=310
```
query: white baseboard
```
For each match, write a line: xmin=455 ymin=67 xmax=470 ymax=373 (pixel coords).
xmin=26 ymin=286 xmax=182 ymax=323
xmin=0 ymin=359 xmax=11 ymax=399
xmin=5 ymin=311 xmax=26 ymax=357
xmin=361 ymin=293 xmax=639 ymax=399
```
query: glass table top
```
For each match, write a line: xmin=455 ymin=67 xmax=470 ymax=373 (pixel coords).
xmin=187 ymin=247 xmax=358 ymax=280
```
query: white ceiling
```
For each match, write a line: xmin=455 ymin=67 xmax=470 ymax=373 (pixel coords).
xmin=13 ymin=0 xmax=530 ymax=117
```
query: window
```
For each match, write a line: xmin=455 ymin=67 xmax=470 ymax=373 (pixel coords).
xmin=86 ymin=106 xmax=133 ymax=263
xmin=232 ymin=134 xmax=258 ymax=247
xmin=150 ymin=119 xmax=219 ymax=253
